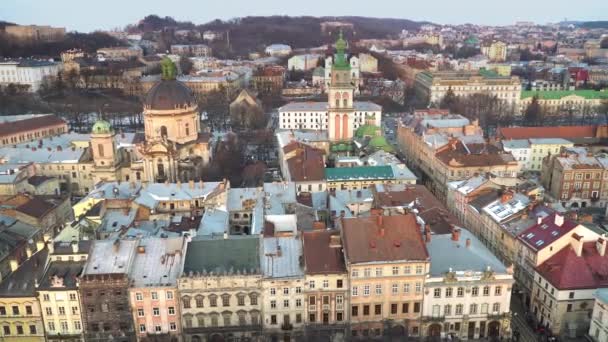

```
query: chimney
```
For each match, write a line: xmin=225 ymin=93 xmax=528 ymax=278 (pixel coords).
xmin=9 ymin=259 xmax=18 ymax=272
xmin=276 ymin=245 xmax=282 ymax=257
xmin=312 ymin=221 xmax=326 ymax=230
xmin=189 ymin=180 xmax=195 ymax=189
xmin=137 ymin=245 xmax=145 ymax=254
xmin=466 ymin=238 xmax=471 ymax=248
xmin=500 ymin=191 xmax=513 ymax=203
xmin=376 ymin=215 xmax=383 ymax=227
xmin=329 ymin=235 xmax=341 ymax=248
xmin=425 ymin=228 xmax=431 ymax=243
xmin=571 ymin=233 xmax=584 ymax=257
xmin=537 ymin=216 xmax=543 ymax=225
xmin=451 ymin=228 xmax=461 ymax=242
xmin=113 ymin=239 xmax=121 ymax=252
xmin=57 ymin=145 xmax=62 ymax=151
xmin=554 ymin=213 xmax=564 ymax=227
xmin=596 ymin=237 xmax=606 ymax=257
xmin=71 ymin=241 xmax=78 ymax=254
xmin=379 ymin=227 xmax=385 ymax=237
xmin=223 ymin=231 xmax=228 ymax=240
xmin=25 ymin=247 xmax=32 ymax=258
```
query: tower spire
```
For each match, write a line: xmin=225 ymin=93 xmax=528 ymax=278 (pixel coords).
xmin=333 ymin=29 xmax=350 ymax=69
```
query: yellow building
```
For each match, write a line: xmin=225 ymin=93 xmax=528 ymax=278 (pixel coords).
xmin=0 ymin=248 xmax=49 ymax=342
xmin=528 ymin=138 xmax=574 ymax=171
xmin=341 ymin=214 xmax=430 ymax=338
xmin=482 ymin=41 xmax=508 ymax=62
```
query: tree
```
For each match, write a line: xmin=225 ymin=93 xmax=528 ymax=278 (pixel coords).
xmin=439 ymin=87 xmax=458 ymax=112
xmin=524 ymin=96 xmax=542 ymax=126
xmin=179 ymin=56 xmax=193 ymax=75
xmin=599 ymin=100 xmax=608 ymax=125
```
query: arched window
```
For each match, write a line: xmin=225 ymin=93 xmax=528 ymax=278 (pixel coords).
xmin=343 ymin=99 xmax=348 ymax=107
xmin=182 ymin=296 xmax=191 ymax=309
xmin=97 ymin=144 xmax=105 ymax=158
xmin=135 ymin=172 xmax=141 ymax=181
xmin=160 ymin=126 xmax=168 ymax=139
xmin=185 ymin=123 xmax=190 ymax=136
xmin=195 ymin=295 xmax=204 ymax=308
xmin=157 ymin=162 xmax=165 ymax=178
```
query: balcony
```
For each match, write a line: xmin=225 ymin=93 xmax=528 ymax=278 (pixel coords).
xmin=487 ymin=312 xmax=510 ymax=320
xmin=281 ymin=323 xmax=294 ymax=331
xmin=422 ymin=316 xmax=445 ymax=323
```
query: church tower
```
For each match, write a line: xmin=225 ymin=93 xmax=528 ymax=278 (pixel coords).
xmin=327 ymin=31 xmax=355 ymax=141
xmin=90 ymin=119 xmax=120 ymax=183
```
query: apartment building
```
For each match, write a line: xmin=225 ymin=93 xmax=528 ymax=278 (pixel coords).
xmin=588 ymin=289 xmax=608 ymax=342
xmin=520 ymin=90 xmax=608 ymax=115
xmin=302 ymin=230 xmax=348 ymax=340
xmin=341 ymin=214 xmax=430 ymax=338
xmin=422 ymin=229 xmax=514 ymax=340
xmin=5 ymin=25 xmax=65 ymax=42
xmin=0 ymin=59 xmax=62 ymax=92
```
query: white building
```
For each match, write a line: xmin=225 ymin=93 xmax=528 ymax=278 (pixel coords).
xmin=265 ymin=44 xmax=292 ymax=57
xmin=0 ymin=59 xmax=61 ymax=92
xmin=324 ymin=54 xmax=360 ymax=94
xmin=261 ymin=232 xmax=305 ymax=341
xmin=288 ymin=54 xmax=322 ymax=71
xmin=422 ymin=229 xmax=514 ymax=340
xmin=502 ymin=139 xmax=531 ymax=171
xmin=589 ymin=289 xmax=608 ymax=342
xmin=278 ymin=33 xmax=381 ymax=141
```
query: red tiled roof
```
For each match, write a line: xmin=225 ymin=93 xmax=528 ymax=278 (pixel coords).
xmin=517 ymin=213 xmax=578 ymax=252
xmin=536 ymin=241 xmax=608 ymax=290
xmin=498 ymin=126 xmax=597 ymax=140
xmin=284 ymin=141 xmax=325 ymax=182
xmin=303 ymin=230 xmax=346 ymax=274
xmin=435 ymin=140 xmax=516 ymax=168
xmin=341 ymin=214 xmax=429 ymax=264
xmin=0 ymin=115 xmax=66 ymax=138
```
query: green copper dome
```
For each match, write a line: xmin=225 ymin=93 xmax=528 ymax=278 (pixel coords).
xmin=91 ymin=119 xmax=113 ymax=134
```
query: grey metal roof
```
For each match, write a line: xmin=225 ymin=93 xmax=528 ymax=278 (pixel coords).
xmin=83 ymin=239 xmax=138 ymax=275
xmin=427 ymin=229 xmax=507 ymax=277
xmin=262 ymin=236 xmax=304 ymax=279
xmin=129 ymin=237 xmax=185 ymax=287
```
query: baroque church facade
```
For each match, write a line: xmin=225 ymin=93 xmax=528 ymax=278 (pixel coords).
xmin=89 ymin=58 xmax=211 ymax=184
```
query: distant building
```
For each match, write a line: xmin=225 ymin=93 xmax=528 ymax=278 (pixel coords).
xmin=0 ymin=59 xmax=61 ymax=92
xmin=251 ymin=66 xmax=285 ymax=95
xmin=170 ymin=44 xmax=212 ymax=57
xmin=264 ymin=44 xmax=292 ymax=57
xmin=287 ymin=54 xmax=321 ymax=71
xmin=358 ymin=53 xmax=378 ymax=73
xmin=0 ymin=114 xmax=67 ymax=148
xmin=415 ymin=70 xmax=521 ymax=107
xmin=97 ymin=46 xmax=143 ymax=60
xmin=502 ymin=138 xmax=573 ymax=172
xmin=4 ymin=25 xmax=65 ymax=42
xmin=520 ymin=90 xmax=608 ymax=115
xmin=481 ymin=41 xmax=508 ymax=62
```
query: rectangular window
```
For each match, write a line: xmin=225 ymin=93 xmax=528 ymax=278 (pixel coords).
xmin=415 ymin=265 xmax=423 ymax=274
xmin=404 ymin=266 xmax=411 ymax=274
xmin=392 ymin=284 xmax=398 ymax=295
xmin=363 ymin=305 xmax=370 ymax=316
xmin=337 ymin=279 xmax=343 ymax=288
xmin=168 ymin=307 xmax=175 ymax=315
xmin=392 ymin=266 xmax=399 ymax=275
xmin=375 ymin=284 xmax=382 ymax=295
xmin=402 ymin=303 xmax=409 ymax=313
xmin=433 ymin=288 xmax=441 ymax=298
xmin=137 ymin=308 xmax=144 ymax=317
xmin=391 ymin=303 xmax=398 ymax=314
xmin=415 ymin=283 xmax=421 ymax=293
xmin=352 ymin=286 xmax=358 ymax=296
xmin=364 ymin=285 xmax=370 ymax=296
xmin=375 ymin=267 xmax=383 ymax=276
xmin=153 ymin=308 xmax=160 ymax=316
xmin=352 ymin=305 xmax=359 ymax=317
xmin=403 ymin=283 xmax=410 ymax=293
xmin=151 ymin=292 xmax=158 ymax=300
xmin=413 ymin=302 xmax=420 ymax=313
xmin=495 ymin=286 xmax=502 ymax=296
xmin=166 ymin=291 xmax=174 ymax=299
xmin=136 ymin=292 xmax=143 ymax=301
xmin=445 ymin=287 xmax=453 ymax=297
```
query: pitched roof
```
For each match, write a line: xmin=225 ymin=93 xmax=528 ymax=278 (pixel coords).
xmin=303 ymin=230 xmax=346 ymax=275
xmin=497 ymin=126 xmax=598 ymax=140
xmin=284 ymin=142 xmax=325 ymax=182
xmin=37 ymin=261 xmax=84 ymax=290
xmin=536 ymin=240 xmax=608 ymax=290
xmin=15 ymin=196 xmax=55 ymax=219
xmin=183 ymin=236 xmax=261 ymax=275
xmin=0 ymin=114 xmax=65 ymax=138
xmin=517 ymin=213 xmax=579 ymax=252
xmin=341 ymin=214 xmax=429 ymax=264
xmin=435 ymin=140 xmax=516 ymax=168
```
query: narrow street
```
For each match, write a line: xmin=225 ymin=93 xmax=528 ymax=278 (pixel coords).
xmin=510 ymin=295 xmax=538 ymax=342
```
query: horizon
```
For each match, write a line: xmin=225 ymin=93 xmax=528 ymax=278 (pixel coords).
xmin=1 ymin=0 xmax=607 ymax=32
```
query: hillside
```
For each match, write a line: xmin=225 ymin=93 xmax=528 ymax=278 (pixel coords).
xmin=135 ymin=15 xmax=426 ymax=57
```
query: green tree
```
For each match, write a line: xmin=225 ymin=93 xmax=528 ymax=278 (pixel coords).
xmin=524 ymin=96 xmax=542 ymax=126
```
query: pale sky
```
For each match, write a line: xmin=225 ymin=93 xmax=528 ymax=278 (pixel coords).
xmin=1 ymin=0 xmax=607 ymax=32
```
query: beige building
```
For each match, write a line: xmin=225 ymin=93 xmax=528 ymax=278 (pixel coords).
xmin=178 ymin=237 xmax=263 ymax=342
xmin=97 ymin=46 xmax=143 ymax=60
xmin=414 ymin=70 xmax=521 ymax=107
xmin=531 ymin=235 xmax=608 ymax=338
xmin=481 ymin=41 xmax=508 ymax=62
xmin=589 ymin=289 xmax=608 ymax=342
xmin=4 ymin=25 xmax=65 ymax=42
xmin=520 ymin=90 xmax=608 ymax=115
xmin=0 ymin=248 xmax=49 ymax=342
xmin=341 ymin=214 xmax=430 ymax=338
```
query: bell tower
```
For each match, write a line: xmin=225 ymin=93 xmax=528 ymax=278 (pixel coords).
xmin=327 ymin=30 xmax=355 ymax=141
xmin=90 ymin=119 xmax=120 ymax=183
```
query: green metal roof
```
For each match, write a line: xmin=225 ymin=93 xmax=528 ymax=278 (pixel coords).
xmin=521 ymin=90 xmax=608 ymax=100
xmin=91 ymin=119 xmax=113 ymax=134
xmin=333 ymin=30 xmax=350 ymax=70
xmin=184 ymin=237 xmax=261 ymax=274
xmin=478 ymin=68 xmax=501 ymax=78
xmin=325 ymin=165 xmax=394 ymax=181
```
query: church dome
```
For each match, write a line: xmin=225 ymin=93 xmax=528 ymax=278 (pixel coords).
xmin=144 ymin=80 xmax=196 ymax=111
xmin=91 ymin=119 xmax=113 ymax=134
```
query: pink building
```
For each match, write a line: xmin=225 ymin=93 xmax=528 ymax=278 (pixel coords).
xmin=128 ymin=237 xmax=187 ymax=342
